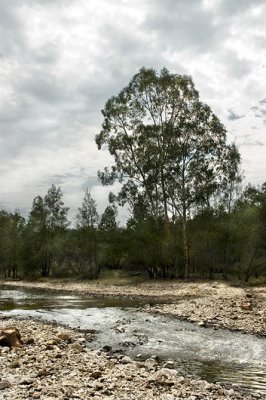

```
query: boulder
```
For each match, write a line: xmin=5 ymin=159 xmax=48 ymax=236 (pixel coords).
xmin=0 ymin=327 xmax=23 ymax=348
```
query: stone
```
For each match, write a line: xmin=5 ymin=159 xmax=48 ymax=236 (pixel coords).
xmin=47 ymin=339 xmax=59 ymax=346
xmin=241 ymin=302 xmax=253 ymax=311
xmin=0 ymin=380 xmax=11 ymax=390
xmin=71 ymin=343 xmax=83 ymax=352
xmin=197 ymin=321 xmax=206 ymax=327
xmin=57 ymin=332 xmax=71 ymax=341
xmin=25 ymin=337 xmax=35 ymax=345
xmin=120 ymin=356 xmax=132 ymax=364
xmin=163 ymin=360 xmax=175 ymax=369
xmin=115 ymin=326 xmax=125 ymax=333
xmin=37 ymin=368 xmax=47 ymax=377
xmin=0 ymin=327 xmax=23 ymax=348
xmin=91 ymin=370 xmax=102 ymax=379
xmin=102 ymin=345 xmax=112 ymax=352
xmin=19 ymin=377 xmax=34 ymax=385
xmin=144 ymin=358 xmax=157 ymax=369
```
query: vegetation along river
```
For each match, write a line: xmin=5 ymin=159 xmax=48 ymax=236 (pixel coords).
xmin=0 ymin=285 xmax=265 ymax=396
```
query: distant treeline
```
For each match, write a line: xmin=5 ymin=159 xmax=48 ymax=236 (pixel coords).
xmin=0 ymin=182 xmax=265 ymax=282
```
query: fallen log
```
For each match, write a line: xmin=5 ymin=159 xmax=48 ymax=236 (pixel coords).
xmin=0 ymin=327 xmax=23 ymax=347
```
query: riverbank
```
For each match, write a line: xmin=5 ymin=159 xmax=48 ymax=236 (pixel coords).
xmin=0 ymin=317 xmax=262 ymax=399
xmin=1 ymin=278 xmax=266 ymax=336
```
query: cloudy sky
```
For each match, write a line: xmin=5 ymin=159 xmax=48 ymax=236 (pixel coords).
xmin=0 ymin=0 xmax=265 ymax=221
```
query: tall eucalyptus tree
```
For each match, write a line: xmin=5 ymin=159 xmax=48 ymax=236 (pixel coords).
xmin=96 ymin=67 xmax=241 ymax=277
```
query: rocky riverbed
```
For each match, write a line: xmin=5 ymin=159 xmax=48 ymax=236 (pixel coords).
xmin=1 ymin=279 xmax=266 ymax=398
xmin=2 ymin=279 xmax=266 ymax=336
xmin=0 ymin=317 xmax=263 ymax=400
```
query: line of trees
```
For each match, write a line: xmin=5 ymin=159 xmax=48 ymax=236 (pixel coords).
xmin=0 ymin=67 xmax=265 ymax=282
xmin=0 ymin=181 xmax=265 ymax=282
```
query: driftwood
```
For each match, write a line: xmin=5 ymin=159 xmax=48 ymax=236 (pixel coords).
xmin=0 ymin=327 xmax=23 ymax=347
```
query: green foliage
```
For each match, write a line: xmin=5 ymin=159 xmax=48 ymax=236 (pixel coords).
xmin=26 ymin=185 xmax=69 ymax=277
xmin=95 ymin=67 xmax=241 ymax=277
xmin=99 ymin=205 xmax=117 ymax=231
xmin=0 ymin=209 xmax=25 ymax=278
xmin=76 ymin=189 xmax=99 ymax=229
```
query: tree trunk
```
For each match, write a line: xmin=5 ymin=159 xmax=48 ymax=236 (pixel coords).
xmin=245 ymin=251 xmax=256 ymax=282
xmin=182 ymin=215 xmax=189 ymax=279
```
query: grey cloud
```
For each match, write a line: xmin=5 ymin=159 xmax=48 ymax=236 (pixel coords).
xmin=20 ymin=73 xmax=67 ymax=104
xmin=33 ymin=43 xmax=60 ymax=65
xmin=228 ymin=109 xmax=244 ymax=121
xmin=241 ymin=139 xmax=264 ymax=147
xmin=143 ymin=0 xmax=222 ymax=53
xmin=0 ymin=2 xmax=27 ymax=57
xmin=216 ymin=0 xmax=266 ymax=17
xmin=81 ymin=176 xmax=99 ymax=190
xmin=223 ymin=50 xmax=253 ymax=79
xmin=0 ymin=0 xmax=266 ymax=218
xmin=254 ymin=108 xmax=266 ymax=118
xmin=42 ymin=172 xmax=94 ymax=187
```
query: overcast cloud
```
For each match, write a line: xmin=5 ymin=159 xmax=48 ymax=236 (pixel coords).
xmin=0 ymin=0 xmax=265 ymax=221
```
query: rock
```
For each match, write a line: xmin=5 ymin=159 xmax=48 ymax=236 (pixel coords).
xmin=1 ymin=347 xmax=9 ymax=353
xmin=228 ymin=388 xmax=235 ymax=396
xmin=241 ymin=302 xmax=253 ymax=311
xmin=19 ymin=377 xmax=34 ymax=385
xmin=37 ymin=368 xmax=47 ymax=377
xmin=144 ymin=357 xmax=157 ymax=369
xmin=76 ymin=337 xmax=86 ymax=344
xmin=115 ymin=325 xmax=126 ymax=333
xmin=10 ymin=360 xmax=20 ymax=368
xmin=57 ymin=332 xmax=71 ymax=341
xmin=163 ymin=360 xmax=175 ymax=369
xmin=0 ymin=380 xmax=11 ymax=390
xmin=120 ymin=356 xmax=132 ymax=364
xmin=102 ymin=345 xmax=112 ymax=352
xmin=159 ymin=368 xmax=178 ymax=377
xmin=91 ymin=370 xmax=102 ymax=379
xmin=25 ymin=337 xmax=35 ymax=345
xmin=71 ymin=343 xmax=83 ymax=352
xmin=150 ymin=368 xmax=178 ymax=383
xmin=94 ymin=382 xmax=104 ymax=391
xmin=47 ymin=339 xmax=59 ymax=346
xmin=32 ymin=393 xmax=41 ymax=399
xmin=0 ymin=327 xmax=23 ymax=348
xmin=197 ymin=321 xmax=206 ymax=327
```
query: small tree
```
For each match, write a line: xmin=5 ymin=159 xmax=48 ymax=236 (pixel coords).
xmin=75 ymin=189 xmax=99 ymax=278
xmin=99 ymin=205 xmax=117 ymax=231
xmin=76 ymin=189 xmax=99 ymax=229
xmin=98 ymin=205 xmax=123 ymax=269
xmin=27 ymin=185 xmax=69 ymax=276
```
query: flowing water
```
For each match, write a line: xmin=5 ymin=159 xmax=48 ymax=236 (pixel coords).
xmin=0 ymin=285 xmax=265 ymax=396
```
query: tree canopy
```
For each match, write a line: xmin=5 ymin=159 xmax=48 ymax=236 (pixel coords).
xmin=95 ymin=67 xmax=241 ymax=277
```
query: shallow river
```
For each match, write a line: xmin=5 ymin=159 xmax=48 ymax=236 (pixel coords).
xmin=0 ymin=286 xmax=265 ymax=395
